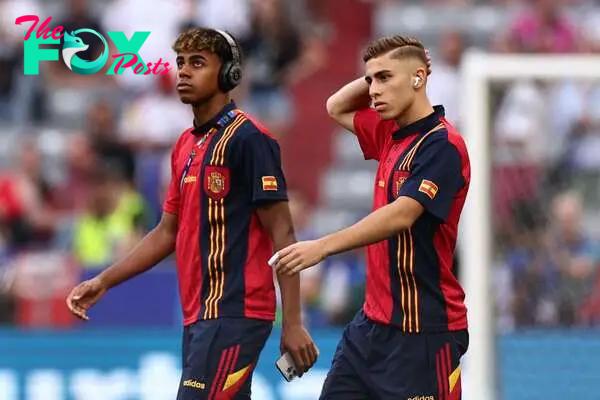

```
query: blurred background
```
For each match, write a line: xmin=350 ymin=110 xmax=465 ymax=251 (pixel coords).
xmin=1 ymin=0 xmax=600 ymax=399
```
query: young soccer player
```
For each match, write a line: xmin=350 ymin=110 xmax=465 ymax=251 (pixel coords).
xmin=274 ymin=36 xmax=470 ymax=399
xmin=66 ymin=27 xmax=318 ymax=400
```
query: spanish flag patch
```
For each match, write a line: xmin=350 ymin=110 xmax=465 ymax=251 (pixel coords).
xmin=418 ymin=179 xmax=438 ymax=200
xmin=262 ymin=176 xmax=278 ymax=191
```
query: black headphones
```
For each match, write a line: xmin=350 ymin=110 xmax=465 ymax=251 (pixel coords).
xmin=215 ymin=29 xmax=242 ymax=92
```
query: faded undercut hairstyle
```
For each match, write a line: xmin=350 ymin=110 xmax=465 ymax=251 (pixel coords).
xmin=172 ymin=27 xmax=240 ymax=65
xmin=363 ymin=35 xmax=430 ymax=74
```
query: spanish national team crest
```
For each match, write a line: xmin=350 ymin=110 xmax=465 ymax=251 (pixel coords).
xmin=392 ymin=170 xmax=411 ymax=198
xmin=204 ymin=166 xmax=230 ymax=199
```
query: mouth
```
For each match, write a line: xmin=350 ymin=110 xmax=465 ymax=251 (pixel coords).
xmin=373 ymin=102 xmax=386 ymax=111
xmin=176 ymin=82 xmax=193 ymax=91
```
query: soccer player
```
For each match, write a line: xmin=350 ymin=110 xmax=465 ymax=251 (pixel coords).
xmin=66 ymin=27 xmax=318 ymax=399
xmin=274 ymin=35 xmax=471 ymax=399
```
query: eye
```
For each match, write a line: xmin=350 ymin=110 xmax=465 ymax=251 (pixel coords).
xmin=177 ymin=61 xmax=184 ymax=69
xmin=193 ymin=60 xmax=205 ymax=67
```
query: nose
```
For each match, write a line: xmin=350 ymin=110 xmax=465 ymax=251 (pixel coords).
xmin=369 ymin=83 xmax=380 ymax=99
xmin=178 ymin=64 xmax=191 ymax=80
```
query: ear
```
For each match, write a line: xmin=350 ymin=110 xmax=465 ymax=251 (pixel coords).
xmin=413 ymin=67 xmax=427 ymax=89
xmin=413 ymin=76 xmax=421 ymax=88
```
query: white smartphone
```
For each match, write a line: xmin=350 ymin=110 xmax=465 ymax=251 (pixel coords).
xmin=275 ymin=352 xmax=298 ymax=382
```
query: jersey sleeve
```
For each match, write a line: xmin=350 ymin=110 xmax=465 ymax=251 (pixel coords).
xmin=162 ymin=144 xmax=180 ymax=215
xmin=240 ymin=132 xmax=288 ymax=205
xmin=353 ymin=108 xmax=396 ymax=161
xmin=398 ymin=136 xmax=464 ymax=222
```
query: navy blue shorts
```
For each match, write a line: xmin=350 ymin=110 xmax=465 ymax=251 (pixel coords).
xmin=176 ymin=317 xmax=273 ymax=400
xmin=320 ymin=311 xmax=468 ymax=400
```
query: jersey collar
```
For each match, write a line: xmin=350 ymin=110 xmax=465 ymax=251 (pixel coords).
xmin=392 ymin=105 xmax=445 ymax=140
xmin=191 ymin=101 xmax=238 ymax=135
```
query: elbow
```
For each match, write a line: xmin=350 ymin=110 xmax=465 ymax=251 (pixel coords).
xmin=158 ymin=227 xmax=177 ymax=249
xmin=326 ymin=95 xmax=340 ymax=118
xmin=156 ymin=222 xmax=177 ymax=247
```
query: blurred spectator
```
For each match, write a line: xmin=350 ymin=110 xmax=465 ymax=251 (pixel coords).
xmin=494 ymin=80 xmax=548 ymax=165
xmin=502 ymin=0 xmax=579 ymax=54
xmin=504 ymin=200 xmax=556 ymax=328
xmin=102 ymin=0 xmax=187 ymax=94
xmin=545 ymin=191 xmax=600 ymax=326
xmin=188 ymin=0 xmax=252 ymax=39
xmin=240 ymin=0 xmax=325 ymax=136
xmin=427 ymin=31 xmax=465 ymax=127
xmin=504 ymin=192 xmax=600 ymax=329
xmin=547 ymin=18 xmax=600 ymax=204
xmin=87 ymin=100 xmax=137 ymax=184
xmin=0 ymin=0 xmax=43 ymax=124
xmin=0 ymin=139 xmax=58 ymax=250
xmin=318 ymin=250 xmax=366 ymax=326
xmin=10 ymin=250 xmax=78 ymax=328
xmin=492 ymin=80 xmax=546 ymax=234
xmin=47 ymin=0 xmax=109 ymax=86
xmin=0 ymin=252 xmax=16 ymax=324
xmin=119 ymin=72 xmax=192 ymax=152
xmin=54 ymin=135 xmax=98 ymax=211
xmin=70 ymin=166 xmax=144 ymax=269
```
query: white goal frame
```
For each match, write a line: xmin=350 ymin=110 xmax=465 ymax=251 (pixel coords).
xmin=459 ymin=52 xmax=600 ymax=400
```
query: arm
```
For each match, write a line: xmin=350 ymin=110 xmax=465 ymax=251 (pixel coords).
xmin=256 ymin=201 xmax=319 ymax=373
xmin=255 ymin=202 xmax=301 ymax=327
xmin=97 ymin=211 xmax=178 ymax=289
xmin=275 ymin=197 xmax=424 ymax=275
xmin=66 ymin=212 xmax=178 ymax=320
xmin=321 ymin=196 xmax=423 ymax=258
xmin=325 ymin=77 xmax=371 ymax=133
xmin=239 ymin=130 xmax=318 ymax=372
xmin=276 ymin=134 xmax=464 ymax=275
xmin=68 ymin=137 xmax=182 ymax=320
xmin=326 ymin=51 xmax=431 ymax=133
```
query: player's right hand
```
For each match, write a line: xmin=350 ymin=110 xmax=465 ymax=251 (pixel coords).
xmin=66 ymin=277 xmax=107 ymax=321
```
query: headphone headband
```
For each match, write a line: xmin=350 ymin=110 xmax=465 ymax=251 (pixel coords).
xmin=215 ymin=29 xmax=240 ymax=66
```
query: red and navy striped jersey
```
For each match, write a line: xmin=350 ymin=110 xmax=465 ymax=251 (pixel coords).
xmin=163 ymin=101 xmax=287 ymax=326
xmin=353 ymin=105 xmax=470 ymax=333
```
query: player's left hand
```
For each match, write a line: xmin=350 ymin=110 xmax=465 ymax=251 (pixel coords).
xmin=280 ymin=324 xmax=320 ymax=376
xmin=275 ymin=240 xmax=327 ymax=276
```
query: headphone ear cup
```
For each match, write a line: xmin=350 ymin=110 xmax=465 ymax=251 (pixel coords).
xmin=228 ymin=64 xmax=242 ymax=88
xmin=218 ymin=61 xmax=232 ymax=92
xmin=218 ymin=61 xmax=242 ymax=92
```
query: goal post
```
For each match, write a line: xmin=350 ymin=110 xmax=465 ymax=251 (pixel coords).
xmin=459 ymin=52 xmax=600 ymax=400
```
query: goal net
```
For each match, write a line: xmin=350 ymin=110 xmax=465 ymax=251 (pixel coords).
xmin=460 ymin=52 xmax=600 ymax=400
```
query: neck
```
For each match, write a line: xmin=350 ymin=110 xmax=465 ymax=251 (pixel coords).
xmin=192 ymin=93 xmax=230 ymax=126
xmin=395 ymin=95 xmax=434 ymax=128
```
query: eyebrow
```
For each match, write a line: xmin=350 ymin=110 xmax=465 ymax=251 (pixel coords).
xmin=373 ymin=69 xmax=391 ymax=77
xmin=189 ymin=54 xmax=207 ymax=62
xmin=176 ymin=54 xmax=208 ymax=63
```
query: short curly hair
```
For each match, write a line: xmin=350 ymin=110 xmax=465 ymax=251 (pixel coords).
xmin=363 ymin=35 xmax=427 ymax=65
xmin=172 ymin=27 xmax=240 ymax=65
